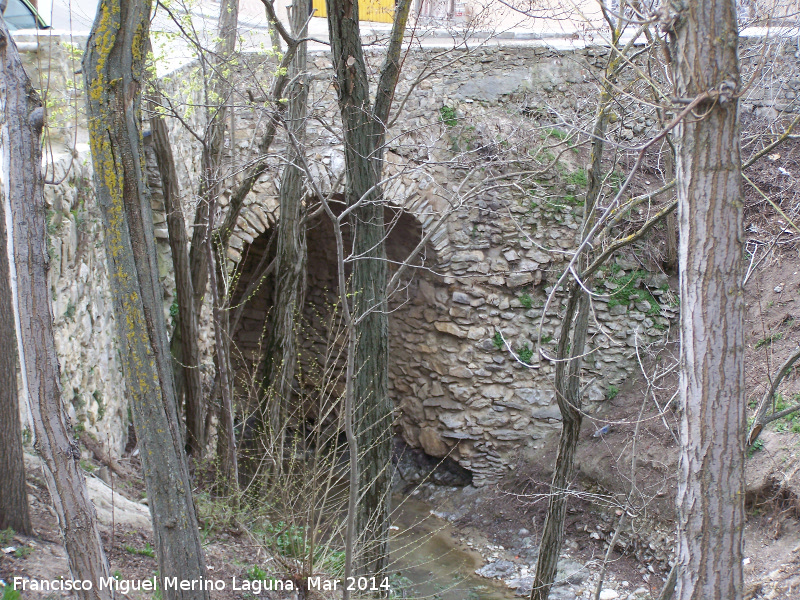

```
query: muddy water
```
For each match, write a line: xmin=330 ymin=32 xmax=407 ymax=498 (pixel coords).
xmin=388 ymin=497 xmax=518 ymax=600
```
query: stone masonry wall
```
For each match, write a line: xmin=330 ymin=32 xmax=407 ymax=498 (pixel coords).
xmin=16 ymin=31 xmax=800 ymax=477
xmin=161 ymin=42 xmax=691 ymax=484
xmin=12 ymin=34 xmax=176 ymax=455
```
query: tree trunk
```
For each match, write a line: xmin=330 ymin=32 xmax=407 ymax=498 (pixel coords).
xmin=325 ymin=0 xmax=410 ymax=577
xmin=187 ymin=0 xmax=239 ymax=316
xmin=530 ymin=44 xmax=612 ymax=600
xmin=209 ymin=209 xmax=238 ymax=491
xmin=149 ymin=103 xmax=205 ymax=456
xmin=168 ymin=0 xmax=239 ymax=455
xmin=530 ymin=285 xmax=588 ymax=600
xmin=669 ymin=1 xmax=745 ymax=598
xmin=83 ymin=3 xmax=209 ymax=598
xmin=0 ymin=64 xmax=32 ymax=537
xmin=0 ymin=16 xmax=110 ymax=596
xmin=327 ymin=4 xmax=389 ymax=574
xmin=261 ymin=0 xmax=309 ymax=461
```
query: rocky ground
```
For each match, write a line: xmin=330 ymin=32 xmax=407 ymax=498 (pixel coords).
xmin=3 ymin=408 xmax=799 ymax=600
xmin=397 ymin=436 xmax=800 ymax=600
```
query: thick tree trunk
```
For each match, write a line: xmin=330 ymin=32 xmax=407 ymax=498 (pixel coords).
xmin=83 ymin=3 xmax=209 ymax=598
xmin=327 ymin=0 xmax=382 ymax=577
xmin=669 ymin=1 xmax=745 ymax=599
xmin=0 ymin=66 xmax=32 ymax=537
xmin=0 ymin=16 xmax=110 ymax=596
xmin=150 ymin=105 xmax=205 ymax=456
xmin=261 ymin=0 xmax=309 ymax=460
xmin=325 ymin=0 xmax=410 ymax=577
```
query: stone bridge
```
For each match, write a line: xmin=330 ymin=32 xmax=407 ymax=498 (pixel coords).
xmin=28 ymin=32 xmax=799 ymax=483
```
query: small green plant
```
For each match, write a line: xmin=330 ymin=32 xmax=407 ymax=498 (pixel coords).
xmin=439 ymin=105 xmax=458 ymax=127
xmin=755 ymin=332 xmax=783 ymax=350
xmin=169 ymin=300 xmax=179 ymax=327
xmin=519 ymin=292 xmax=533 ymax=309
xmin=566 ymin=169 xmax=588 ymax=188
xmin=538 ymin=148 xmax=556 ymax=164
xmin=245 ymin=565 xmax=269 ymax=581
xmin=492 ymin=331 xmax=504 ymax=350
xmin=747 ymin=438 xmax=765 ymax=457
xmin=149 ymin=570 xmax=162 ymax=600
xmin=604 ymin=270 xmax=661 ymax=316
xmin=0 ymin=528 xmax=14 ymax=546
xmin=79 ymin=459 xmax=97 ymax=473
xmin=124 ymin=542 xmax=156 ymax=558
xmin=388 ymin=574 xmax=415 ymax=599
xmin=322 ymin=550 xmax=346 ymax=576
xmin=540 ymin=334 xmax=553 ymax=344
xmin=769 ymin=394 xmax=800 ymax=433
xmin=14 ymin=546 xmax=33 ymax=559
xmin=93 ymin=390 xmax=106 ymax=420
xmin=2 ymin=586 xmax=22 ymax=600
xmin=606 ymin=385 xmax=620 ymax=400
xmin=517 ymin=344 xmax=534 ymax=364
xmin=544 ymin=127 xmax=568 ymax=141
xmin=261 ymin=521 xmax=306 ymax=558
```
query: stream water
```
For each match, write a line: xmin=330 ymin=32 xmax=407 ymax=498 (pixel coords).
xmin=388 ymin=496 xmax=518 ymax=600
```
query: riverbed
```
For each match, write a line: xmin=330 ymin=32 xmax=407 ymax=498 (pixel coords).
xmin=388 ymin=496 xmax=518 ymax=600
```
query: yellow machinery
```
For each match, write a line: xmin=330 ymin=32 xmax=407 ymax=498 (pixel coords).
xmin=311 ymin=0 xmax=396 ymax=23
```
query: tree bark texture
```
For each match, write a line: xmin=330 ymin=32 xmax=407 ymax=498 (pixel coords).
xmin=669 ymin=0 xmax=745 ymax=598
xmin=0 ymin=16 xmax=110 ymax=595
xmin=0 ymin=52 xmax=32 ymax=536
xmin=150 ymin=105 xmax=205 ymax=455
xmin=325 ymin=0 xmax=410 ymax=577
xmin=261 ymin=0 xmax=309 ymax=447
xmin=83 ymin=2 xmax=209 ymax=598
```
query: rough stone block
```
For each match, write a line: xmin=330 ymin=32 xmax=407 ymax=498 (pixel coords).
xmin=515 ymin=388 xmax=555 ymax=405
xmin=449 ymin=365 xmax=474 ymax=378
xmin=435 ymin=322 xmax=468 ymax=338
xmin=507 ymin=272 xmax=534 ymax=288
xmin=419 ymin=427 xmax=451 ymax=457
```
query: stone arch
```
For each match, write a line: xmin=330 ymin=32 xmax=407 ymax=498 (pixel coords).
xmin=225 ymin=189 xmax=452 ymax=269
xmin=226 ymin=197 xmax=453 ymax=442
